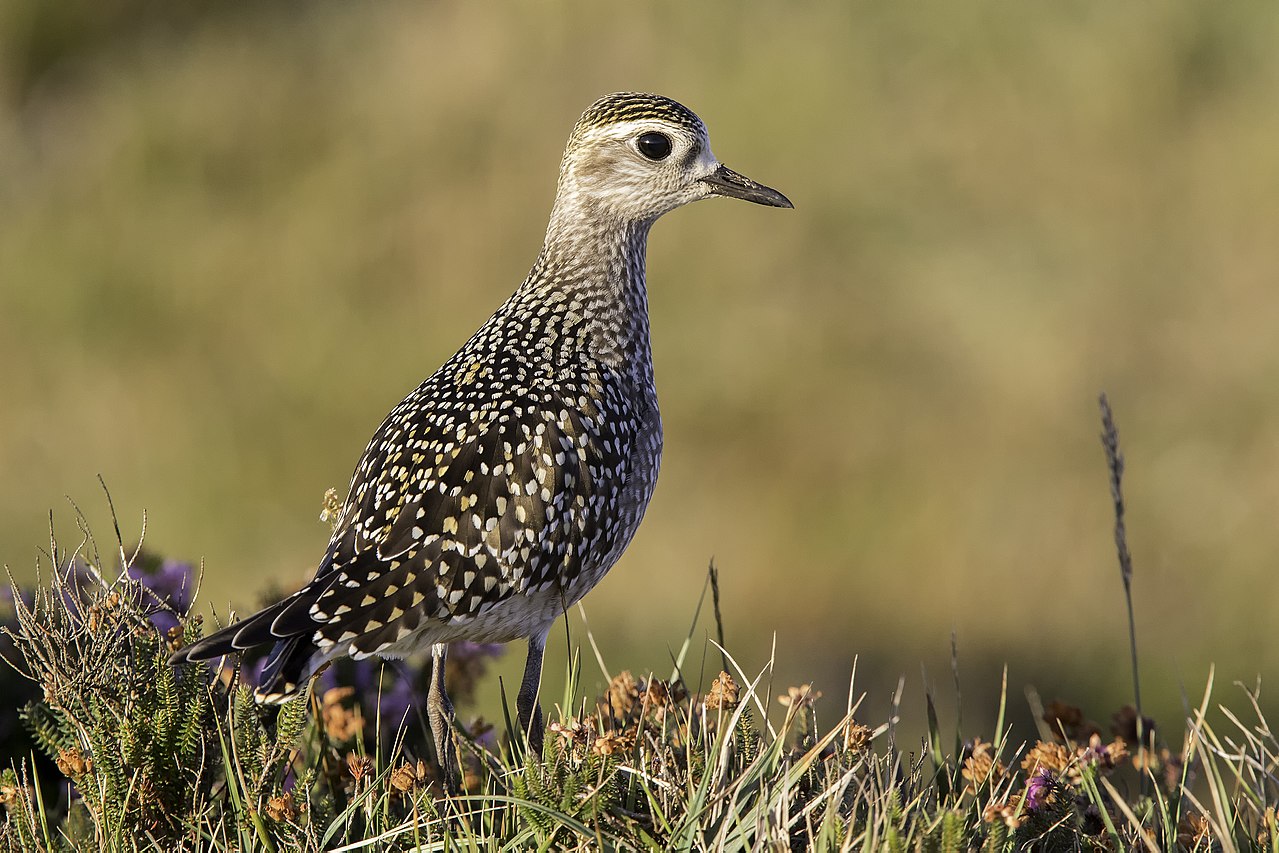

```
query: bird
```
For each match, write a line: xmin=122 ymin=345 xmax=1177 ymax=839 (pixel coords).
xmin=171 ymin=91 xmax=792 ymax=788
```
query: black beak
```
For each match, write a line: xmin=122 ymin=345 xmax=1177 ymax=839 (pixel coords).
xmin=699 ymin=164 xmax=793 ymax=209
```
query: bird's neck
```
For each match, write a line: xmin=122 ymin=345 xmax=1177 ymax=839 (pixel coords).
xmin=523 ymin=207 xmax=656 ymax=371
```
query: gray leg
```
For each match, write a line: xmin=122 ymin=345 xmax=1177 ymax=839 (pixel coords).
xmin=427 ymin=642 xmax=458 ymax=793
xmin=517 ymin=631 xmax=548 ymax=755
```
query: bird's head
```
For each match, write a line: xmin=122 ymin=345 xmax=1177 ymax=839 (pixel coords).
xmin=552 ymin=92 xmax=792 ymax=226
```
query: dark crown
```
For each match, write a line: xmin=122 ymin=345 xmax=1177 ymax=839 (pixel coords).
xmin=571 ymin=92 xmax=705 ymax=139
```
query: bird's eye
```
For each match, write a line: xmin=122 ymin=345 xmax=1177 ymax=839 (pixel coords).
xmin=636 ymin=132 xmax=672 ymax=161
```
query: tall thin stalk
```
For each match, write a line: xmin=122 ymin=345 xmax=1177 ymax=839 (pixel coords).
xmin=1098 ymin=394 xmax=1146 ymax=763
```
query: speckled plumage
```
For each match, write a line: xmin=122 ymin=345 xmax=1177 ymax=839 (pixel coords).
xmin=173 ymin=92 xmax=791 ymax=784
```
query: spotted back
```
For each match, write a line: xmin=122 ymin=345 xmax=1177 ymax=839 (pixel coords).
xmin=265 ymin=276 xmax=660 ymax=659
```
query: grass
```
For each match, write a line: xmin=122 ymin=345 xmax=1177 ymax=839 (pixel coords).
xmin=4 ymin=545 xmax=1277 ymax=853
xmin=2 ymin=404 xmax=1278 ymax=850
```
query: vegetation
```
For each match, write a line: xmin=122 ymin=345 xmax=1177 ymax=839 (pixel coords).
xmin=2 ymin=402 xmax=1277 ymax=850
xmin=2 ymin=538 xmax=1276 ymax=851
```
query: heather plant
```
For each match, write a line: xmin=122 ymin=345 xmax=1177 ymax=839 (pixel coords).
xmin=1 ymin=529 xmax=214 ymax=848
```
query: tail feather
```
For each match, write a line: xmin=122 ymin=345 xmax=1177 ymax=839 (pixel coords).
xmin=169 ymin=596 xmax=324 ymax=704
xmin=169 ymin=599 xmax=288 ymax=664
xmin=254 ymin=635 xmax=322 ymax=703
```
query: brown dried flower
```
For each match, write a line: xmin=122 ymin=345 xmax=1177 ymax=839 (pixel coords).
xmin=1101 ymin=736 xmax=1129 ymax=769
xmin=264 ymin=792 xmax=298 ymax=822
xmin=961 ymin=739 xmax=1005 ymax=792
xmin=640 ymin=678 xmax=685 ymax=722
xmin=644 ymin=680 xmax=670 ymax=705
xmin=704 ymin=671 xmax=740 ymax=711
xmin=982 ymin=797 xmax=1023 ymax=830
xmin=778 ymin=684 xmax=822 ymax=711
xmin=56 ymin=747 xmax=92 ymax=778
xmin=549 ymin=717 xmax=582 ymax=740
xmin=165 ymin=624 xmax=187 ymax=653
xmin=592 ymin=729 xmax=635 ymax=757
xmin=1021 ymin=741 xmax=1071 ymax=775
xmin=548 ymin=717 xmax=593 ymax=756
xmin=841 ymin=719 xmax=873 ymax=752
xmin=85 ymin=593 xmax=122 ymax=634
xmin=322 ymin=686 xmax=366 ymax=743
xmin=345 ymin=752 xmax=374 ymax=783
xmin=388 ymin=760 xmax=430 ymax=795
xmin=602 ymin=670 xmax=640 ymax=719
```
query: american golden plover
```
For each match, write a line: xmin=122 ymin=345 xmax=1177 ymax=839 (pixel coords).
xmin=172 ymin=91 xmax=792 ymax=787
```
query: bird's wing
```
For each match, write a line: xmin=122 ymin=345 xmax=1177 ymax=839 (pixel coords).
xmin=269 ymin=376 xmax=623 ymax=658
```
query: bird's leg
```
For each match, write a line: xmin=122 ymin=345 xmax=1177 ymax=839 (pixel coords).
xmin=427 ymin=642 xmax=458 ymax=793
xmin=517 ymin=631 xmax=548 ymax=757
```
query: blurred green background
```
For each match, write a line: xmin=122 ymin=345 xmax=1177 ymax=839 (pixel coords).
xmin=3 ymin=2 xmax=1278 ymax=736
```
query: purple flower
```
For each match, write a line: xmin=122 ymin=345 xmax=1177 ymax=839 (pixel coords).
xmin=1025 ymin=769 xmax=1056 ymax=811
